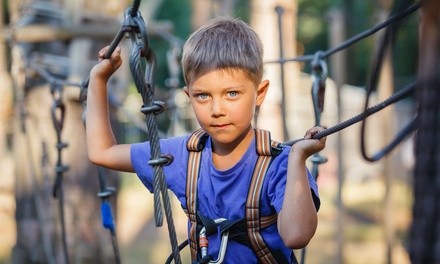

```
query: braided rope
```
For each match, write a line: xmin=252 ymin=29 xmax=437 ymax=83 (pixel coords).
xmin=282 ymin=81 xmax=416 ymax=146
xmin=130 ymin=41 xmax=182 ymax=264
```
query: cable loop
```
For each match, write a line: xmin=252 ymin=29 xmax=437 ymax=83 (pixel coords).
xmin=311 ymin=51 xmax=327 ymax=78
xmin=141 ymin=101 xmax=165 ymax=115
xmin=50 ymin=84 xmax=66 ymax=137
xmin=148 ymin=154 xmax=174 ymax=166
xmin=133 ymin=13 xmax=150 ymax=55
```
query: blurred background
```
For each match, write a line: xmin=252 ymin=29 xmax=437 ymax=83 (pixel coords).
xmin=0 ymin=0 xmax=424 ymax=263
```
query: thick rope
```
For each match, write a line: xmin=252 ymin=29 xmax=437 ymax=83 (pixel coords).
xmin=129 ymin=29 xmax=182 ymax=264
xmin=50 ymin=83 xmax=70 ymax=264
xmin=282 ymin=81 xmax=415 ymax=146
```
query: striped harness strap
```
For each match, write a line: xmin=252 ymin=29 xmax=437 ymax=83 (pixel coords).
xmin=246 ymin=129 xmax=281 ymax=264
xmin=185 ymin=128 xmax=282 ymax=263
xmin=186 ymin=128 xmax=209 ymax=261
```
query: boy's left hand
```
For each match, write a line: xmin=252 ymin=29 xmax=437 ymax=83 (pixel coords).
xmin=291 ymin=126 xmax=327 ymax=158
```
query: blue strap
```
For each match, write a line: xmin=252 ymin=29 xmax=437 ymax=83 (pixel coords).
xmin=101 ymin=201 xmax=115 ymax=231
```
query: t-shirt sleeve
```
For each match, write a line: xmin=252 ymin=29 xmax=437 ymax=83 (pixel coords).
xmin=268 ymin=148 xmax=321 ymax=213
xmin=130 ymin=136 xmax=190 ymax=195
xmin=131 ymin=141 xmax=154 ymax=192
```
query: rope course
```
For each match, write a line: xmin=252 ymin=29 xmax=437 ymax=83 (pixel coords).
xmin=271 ymin=2 xmax=420 ymax=263
xmin=85 ymin=0 xmax=183 ymax=262
xmin=30 ymin=55 xmax=83 ymax=264
xmin=28 ymin=53 xmax=123 ymax=263
xmin=15 ymin=5 xmax=121 ymax=262
xmin=22 ymin=0 xmax=182 ymax=263
xmin=10 ymin=0 xmax=424 ymax=263
xmin=275 ymin=1 xmax=420 ymax=155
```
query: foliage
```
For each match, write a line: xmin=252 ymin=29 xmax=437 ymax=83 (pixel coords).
xmin=150 ymin=0 xmax=191 ymax=91
xmin=297 ymin=0 xmax=418 ymax=87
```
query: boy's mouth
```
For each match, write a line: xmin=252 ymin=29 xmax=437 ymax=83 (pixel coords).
xmin=211 ymin=124 xmax=230 ymax=129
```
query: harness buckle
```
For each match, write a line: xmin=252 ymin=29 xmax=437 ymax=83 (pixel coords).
xmin=199 ymin=218 xmax=229 ymax=264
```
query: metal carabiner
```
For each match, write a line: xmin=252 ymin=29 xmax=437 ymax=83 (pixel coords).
xmin=199 ymin=218 xmax=229 ymax=264
xmin=50 ymin=83 xmax=66 ymax=139
xmin=311 ymin=51 xmax=328 ymax=126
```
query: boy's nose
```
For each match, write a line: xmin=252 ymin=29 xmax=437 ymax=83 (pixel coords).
xmin=211 ymin=99 xmax=225 ymax=116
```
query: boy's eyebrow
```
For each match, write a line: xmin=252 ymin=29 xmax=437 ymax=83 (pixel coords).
xmin=187 ymin=86 xmax=207 ymax=93
xmin=190 ymin=84 xmax=250 ymax=91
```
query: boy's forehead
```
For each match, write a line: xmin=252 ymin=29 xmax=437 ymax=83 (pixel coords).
xmin=191 ymin=68 xmax=252 ymax=82
xmin=188 ymin=69 xmax=259 ymax=92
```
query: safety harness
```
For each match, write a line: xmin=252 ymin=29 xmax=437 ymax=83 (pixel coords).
xmin=185 ymin=128 xmax=295 ymax=264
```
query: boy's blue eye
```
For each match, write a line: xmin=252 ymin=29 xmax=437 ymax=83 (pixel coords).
xmin=197 ymin=93 xmax=208 ymax=99
xmin=228 ymin=91 xmax=238 ymax=97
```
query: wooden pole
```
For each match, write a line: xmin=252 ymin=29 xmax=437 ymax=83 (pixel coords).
xmin=327 ymin=8 xmax=346 ymax=264
xmin=251 ymin=0 xmax=298 ymax=141
xmin=0 ymin=0 xmax=13 ymax=160
xmin=376 ymin=1 xmax=395 ymax=263
xmin=0 ymin=0 xmax=15 ymax=256
xmin=409 ymin=0 xmax=440 ymax=263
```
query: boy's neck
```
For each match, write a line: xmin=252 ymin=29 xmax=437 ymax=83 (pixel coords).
xmin=211 ymin=127 xmax=254 ymax=171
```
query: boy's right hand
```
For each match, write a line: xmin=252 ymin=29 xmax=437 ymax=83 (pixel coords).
xmin=90 ymin=46 xmax=122 ymax=81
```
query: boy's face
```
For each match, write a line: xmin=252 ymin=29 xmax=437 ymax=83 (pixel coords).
xmin=184 ymin=69 xmax=269 ymax=147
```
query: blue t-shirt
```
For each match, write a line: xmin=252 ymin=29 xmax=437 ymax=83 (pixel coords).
xmin=131 ymin=134 xmax=319 ymax=263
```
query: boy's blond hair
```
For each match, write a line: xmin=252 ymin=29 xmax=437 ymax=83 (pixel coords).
xmin=181 ymin=17 xmax=264 ymax=86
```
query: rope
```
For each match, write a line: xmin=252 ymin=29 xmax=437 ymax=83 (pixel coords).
xmin=265 ymin=1 xmax=421 ymax=64
xmin=97 ymin=167 xmax=121 ymax=264
xmin=30 ymin=53 xmax=121 ymax=264
xmin=282 ymin=81 xmax=416 ymax=146
xmin=274 ymin=1 xmax=420 ymax=165
xmin=359 ymin=0 xmax=412 ymax=163
xmin=122 ymin=3 xmax=182 ymax=263
xmin=49 ymin=82 xmax=70 ymax=264
xmin=130 ymin=37 xmax=182 ymax=264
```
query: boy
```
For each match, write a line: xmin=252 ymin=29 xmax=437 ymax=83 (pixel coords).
xmin=86 ymin=17 xmax=326 ymax=263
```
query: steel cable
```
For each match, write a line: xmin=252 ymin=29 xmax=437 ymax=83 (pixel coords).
xmin=130 ymin=40 xmax=182 ymax=264
xmin=282 ymin=81 xmax=416 ymax=146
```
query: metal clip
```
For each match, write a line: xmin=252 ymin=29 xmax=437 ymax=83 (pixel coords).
xmin=199 ymin=218 xmax=229 ymax=264
xmin=311 ymin=51 xmax=328 ymax=126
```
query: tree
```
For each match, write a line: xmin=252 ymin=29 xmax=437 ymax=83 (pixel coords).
xmin=8 ymin=0 xmax=128 ymax=262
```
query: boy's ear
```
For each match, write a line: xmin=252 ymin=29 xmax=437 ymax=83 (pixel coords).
xmin=183 ymin=86 xmax=189 ymax=97
xmin=256 ymin=80 xmax=269 ymax=106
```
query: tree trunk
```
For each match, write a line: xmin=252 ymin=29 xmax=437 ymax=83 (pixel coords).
xmin=251 ymin=0 xmax=299 ymax=142
xmin=375 ymin=2 xmax=395 ymax=263
xmin=8 ymin=0 xmax=127 ymax=263
xmin=409 ymin=0 xmax=440 ymax=263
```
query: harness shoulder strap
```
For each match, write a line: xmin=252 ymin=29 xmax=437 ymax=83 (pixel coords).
xmin=246 ymin=129 xmax=283 ymax=264
xmin=186 ymin=128 xmax=208 ymax=261
xmin=185 ymin=128 xmax=284 ymax=263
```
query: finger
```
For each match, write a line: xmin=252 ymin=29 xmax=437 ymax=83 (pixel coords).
xmin=98 ymin=46 xmax=110 ymax=57
xmin=304 ymin=130 xmax=313 ymax=139
xmin=304 ymin=126 xmax=323 ymax=139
